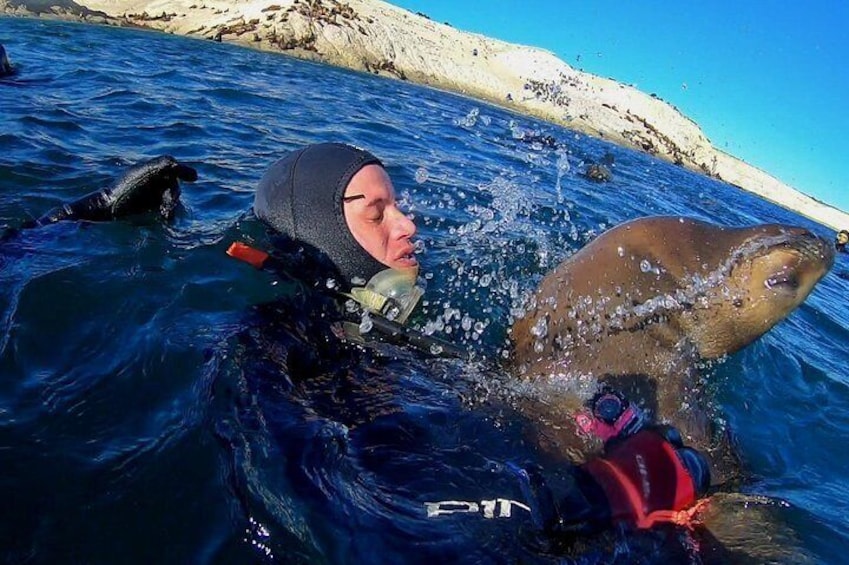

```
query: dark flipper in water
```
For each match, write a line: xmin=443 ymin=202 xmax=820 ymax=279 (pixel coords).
xmin=2 ymin=156 xmax=197 ymax=241
xmin=35 ymin=155 xmax=197 ymax=225
xmin=0 ymin=44 xmax=12 ymax=77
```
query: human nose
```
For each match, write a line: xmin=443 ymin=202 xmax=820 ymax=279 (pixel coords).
xmin=390 ymin=206 xmax=417 ymax=239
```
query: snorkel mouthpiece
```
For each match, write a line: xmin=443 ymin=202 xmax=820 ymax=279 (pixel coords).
xmin=349 ymin=266 xmax=424 ymax=325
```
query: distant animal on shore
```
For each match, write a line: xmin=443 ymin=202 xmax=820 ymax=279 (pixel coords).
xmin=582 ymin=152 xmax=614 ymax=182
xmin=510 ymin=216 xmax=834 ymax=482
xmin=516 ymin=132 xmax=558 ymax=149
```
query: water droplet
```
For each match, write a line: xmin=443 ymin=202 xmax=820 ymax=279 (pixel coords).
xmin=640 ymin=259 xmax=652 ymax=273
xmin=415 ymin=167 xmax=429 ymax=184
xmin=359 ymin=313 xmax=373 ymax=334
xmin=461 ymin=315 xmax=473 ymax=331
xmin=556 ymin=152 xmax=571 ymax=175
xmin=455 ymin=107 xmax=480 ymax=127
xmin=531 ymin=316 xmax=548 ymax=338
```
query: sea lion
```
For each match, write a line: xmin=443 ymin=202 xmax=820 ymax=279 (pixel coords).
xmin=583 ymin=163 xmax=612 ymax=182
xmin=583 ymin=152 xmax=614 ymax=182
xmin=510 ymin=216 xmax=834 ymax=482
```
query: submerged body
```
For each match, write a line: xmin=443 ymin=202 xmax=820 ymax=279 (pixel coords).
xmin=511 ymin=216 xmax=834 ymax=481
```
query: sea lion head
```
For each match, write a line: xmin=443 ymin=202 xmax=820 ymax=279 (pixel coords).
xmin=677 ymin=220 xmax=834 ymax=358
xmin=511 ymin=216 xmax=834 ymax=374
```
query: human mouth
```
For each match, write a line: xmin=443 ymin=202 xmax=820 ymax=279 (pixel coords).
xmin=394 ymin=246 xmax=418 ymax=267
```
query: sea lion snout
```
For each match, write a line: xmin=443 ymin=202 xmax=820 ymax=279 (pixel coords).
xmin=742 ymin=227 xmax=834 ymax=297
xmin=755 ymin=225 xmax=834 ymax=264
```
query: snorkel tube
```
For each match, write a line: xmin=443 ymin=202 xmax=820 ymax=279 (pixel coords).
xmin=227 ymin=242 xmax=471 ymax=360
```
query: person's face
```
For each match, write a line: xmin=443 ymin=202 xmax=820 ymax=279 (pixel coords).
xmin=343 ymin=164 xmax=418 ymax=270
xmin=838 ymin=232 xmax=849 ymax=245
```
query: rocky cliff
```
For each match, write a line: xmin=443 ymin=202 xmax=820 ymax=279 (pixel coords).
xmin=3 ymin=0 xmax=846 ymax=230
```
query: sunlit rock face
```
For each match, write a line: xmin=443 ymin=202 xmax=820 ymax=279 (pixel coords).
xmin=6 ymin=0 xmax=846 ymax=228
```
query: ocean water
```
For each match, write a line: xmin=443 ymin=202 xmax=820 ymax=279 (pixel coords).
xmin=1 ymin=17 xmax=849 ymax=564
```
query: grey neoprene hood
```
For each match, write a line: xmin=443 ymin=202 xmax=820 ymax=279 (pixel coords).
xmin=254 ymin=142 xmax=388 ymax=288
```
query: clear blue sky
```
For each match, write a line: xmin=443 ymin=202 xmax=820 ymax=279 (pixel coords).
xmin=392 ymin=0 xmax=849 ymax=213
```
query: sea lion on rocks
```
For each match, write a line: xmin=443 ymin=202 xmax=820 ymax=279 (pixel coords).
xmin=510 ymin=216 xmax=834 ymax=483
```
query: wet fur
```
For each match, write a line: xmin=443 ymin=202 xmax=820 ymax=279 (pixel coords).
xmin=509 ymin=216 xmax=832 ymax=559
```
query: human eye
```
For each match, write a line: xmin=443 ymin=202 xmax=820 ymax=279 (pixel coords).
xmin=365 ymin=204 xmax=385 ymax=223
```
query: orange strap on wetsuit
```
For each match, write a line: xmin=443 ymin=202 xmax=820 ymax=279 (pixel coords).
xmin=226 ymin=242 xmax=270 ymax=269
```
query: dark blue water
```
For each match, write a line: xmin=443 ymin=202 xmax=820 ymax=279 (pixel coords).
xmin=2 ymin=17 xmax=849 ymax=564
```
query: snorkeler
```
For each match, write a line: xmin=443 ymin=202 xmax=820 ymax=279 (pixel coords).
xmin=231 ymin=142 xmax=466 ymax=356
xmin=252 ymin=142 xmax=417 ymax=288
xmin=836 ymin=229 xmax=848 ymax=252
xmin=13 ymin=142 xmax=711 ymax=543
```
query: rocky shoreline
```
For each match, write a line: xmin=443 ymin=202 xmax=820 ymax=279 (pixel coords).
xmin=2 ymin=0 xmax=847 ymax=230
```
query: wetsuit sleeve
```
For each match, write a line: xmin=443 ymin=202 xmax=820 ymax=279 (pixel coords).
xmin=35 ymin=156 xmax=197 ymax=225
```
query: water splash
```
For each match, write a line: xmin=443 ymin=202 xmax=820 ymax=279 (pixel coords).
xmin=454 ymin=107 xmax=480 ymax=128
xmin=554 ymin=150 xmax=571 ymax=203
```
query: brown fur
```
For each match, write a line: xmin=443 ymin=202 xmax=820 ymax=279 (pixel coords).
xmin=510 ymin=216 xmax=834 ymax=483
